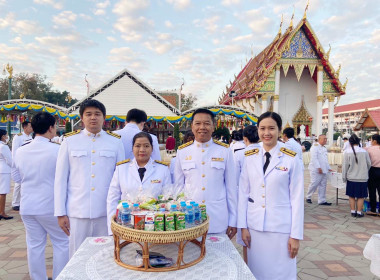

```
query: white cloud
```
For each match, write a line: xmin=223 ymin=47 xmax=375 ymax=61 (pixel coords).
xmin=94 ymin=0 xmax=110 ymax=16
xmin=0 ymin=13 xmax=43 ymax=35
xmin=165 ymin=20 xmax=173 ymax=28
xmin=108 ymin=47 xmax=147 ymax=71
xmin=144 ymin=33 xmax=184 ymax=54
xmin=112 ymin=0 xmax=150 ymax=15
xmin=33 ymin=0 xmax=63 ymax=9
xmin=221 ymin=0 xmax=240 ymax=6
xmin=107 ymin=36 xmax=117 ymax=42
xmin=166 ymin=0 xmax=191 ymax=11
xmin=173 ymin=51 xmax=194 ymax=71
xmin=11 ymin=36 xmax=23 ymax=44
xmin=52 ymin=11 xmax=77 ymax=28
xmin=114 ymin=16 xmax=154 ymax=42
xmin=239 ymin=9 xmax=272 ymax=34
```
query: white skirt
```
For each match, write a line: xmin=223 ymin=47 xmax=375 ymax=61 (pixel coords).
xmin=0 ymin=173 xmax=11 ymax=194
xmin=247 ymin=229 xmax=297 ymax=280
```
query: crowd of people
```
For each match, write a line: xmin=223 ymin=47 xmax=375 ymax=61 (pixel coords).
xmin=0 ymin=98 xmax=379 ymax=280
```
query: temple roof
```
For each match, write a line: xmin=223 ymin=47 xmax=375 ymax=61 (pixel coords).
xmin=354 ymin=109 xmax=380 ymax=131
xmin=322 ymin=99 xmax=380 ymax=115
xmin=219 ymin=17 xmax=347 ymax=105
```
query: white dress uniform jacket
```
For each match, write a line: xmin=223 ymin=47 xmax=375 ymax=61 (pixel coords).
xmin=12 ymin=136 xmax=69 ymax=280
xmin=234 ymin=143 xmax=261 ymax=183
xmin=107 ymin=158 xmax=171 ymax=233
xmin=230 ymin=140 xmax=245 ymax=153
xmin=285 ymin=138 xmax=303 ymax=166
xmin=308 ymin=142 xmax=330 ymax=173
xmin=174 ymin=139 xmax=238 ymax=233
xmin=114 ymin=123 xmax=161 ymax=161
xmin=0 ymin=141 xmax=12 ymax=194
xmin=54 ymin=129 xmax=125 ymax=218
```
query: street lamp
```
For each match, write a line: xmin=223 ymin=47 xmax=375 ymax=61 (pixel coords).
xmin=229 ymin=90 xmax=237 ymax=106
xmin=2 ymin=63 xmax=13 ymax=137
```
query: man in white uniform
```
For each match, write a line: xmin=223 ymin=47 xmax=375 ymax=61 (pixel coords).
xmin=283 ymin=127 xmax=303 ymax=167
xmin=11 ymin=120 xmax=33 ymax=211
xmin=174 ymin=108 xmax=237 ymax=238
xmin=342 ymin=137 xmax=349 ymax=153
xmin=54 ymin=100 xmax=125 ymax=258
xmin=306 ymin=134 xmax=332 ymax=205
xmin=115 ymin=108 xmax=160 ymax=160
xmin=13 ymin=112 xmax=69 ymax=280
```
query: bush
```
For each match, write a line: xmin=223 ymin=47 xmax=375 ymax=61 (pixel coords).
xmin=65 ymin=121 xmax=72 ymax=133
xmin=174 ymin=123 xmax=180 ymax=150
xmin=333 ymin=132 xmax=342 ymax=141
xmin=214 ymin=127 xmax=230 ymax=142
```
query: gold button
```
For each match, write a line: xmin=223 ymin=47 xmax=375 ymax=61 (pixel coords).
xmin=92 ymin=150 xmax=95 ymax=153
xmin=92 ymin=139 xmax=95 ymax=142
xmin=262 ymin=185 xmax=265 ymax=188
xmin=262 ymin=194 xmax=265 ymax=198
xmin=91 ymin=174 xmax=95 ymax=178
xmin=88 ymin=133 xmax=91 ymax=136
xmin=92 ymin=162 xmax=95 ymax=165
xmin=91 ymin=187 xmax=95 ymax=191
xmin=202 ymin=187 xmax=205 ymax=190
xmin=262 ymin=205 xmax=265 ymax=208
xmin=206 ymin=144 xmax=209 ymax=147
xmin=197 ymin=144 xmax=200 ymax=147
xmin=202 ymin=200 xmax=205 ymax=203
xmin=202 ymin=161 xmax=205 ymax=165
xmin=202 ymin=174 xmax=205 ymax=178
xmin=202 ymin=149 xmax=205 ymax=152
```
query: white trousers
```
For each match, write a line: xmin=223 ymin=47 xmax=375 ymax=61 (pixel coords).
xmin=21 ymin=215 xmax=69 ymax=280
xmin=12 ymin=182 xmax=21 ymax=207
xmin=306 ymin=171 xmax=327 ymax=204
xmin=68 ymin=216 xmax=108 ymax=259
xmin=247 ymin=229 xmax=296 ymax=280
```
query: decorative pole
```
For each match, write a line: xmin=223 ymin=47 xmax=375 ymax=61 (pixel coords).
xmin=4 ymin=63 xmax=13 ymax=137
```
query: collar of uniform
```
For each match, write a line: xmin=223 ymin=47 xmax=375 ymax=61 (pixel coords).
xmin=83 ymin=128 xmax=103 ymax=137
xmin=246 ymin=143 xmax=260 ymax=149
xmin=194 ymin=138 xmax=213 ymax=148
xmin=261 ymin=143 xmax=281 ymax=159
xmin=125 ymin=123 xmax=140 ymax=130
xmin=132 ymin=157 xmax=153 ymax=169
xmin=33 ymin=136 xmax=50 ymax=143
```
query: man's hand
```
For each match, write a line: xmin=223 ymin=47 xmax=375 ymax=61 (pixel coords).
xmin=318 ymin=168 xmax=323 ymax=174
xmin=288 ymin=237 xmax=300 ymax=258
xmin=226 ymin=226 xmax=237 ymax=239
xmin=58 ymin=215 xmax=70 ymax=236
xmin=241 ymin=228 xmax=251 ymax=248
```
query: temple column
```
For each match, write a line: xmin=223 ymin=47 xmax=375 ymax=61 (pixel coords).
xmin=316 ymin=65 xmax=323 ymax=135
xmin=327 ymin=94 xmax=335 ymax=146
xmin=273 ymin=65 xmax=280 ymax=113
xmin=262 ymin=94 xmax=268 ymax=113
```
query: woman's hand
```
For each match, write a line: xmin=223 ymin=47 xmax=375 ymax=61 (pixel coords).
xmin=288 ymin=237 xmax=300 ymax=258
xmin=241 ymin=228 xmax=251 ymax=248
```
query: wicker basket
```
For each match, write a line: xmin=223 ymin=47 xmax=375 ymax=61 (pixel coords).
xmin=111 ymin=215 xmax=209 ymax=271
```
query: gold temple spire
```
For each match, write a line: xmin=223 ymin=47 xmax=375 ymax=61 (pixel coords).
xmin=343 ymin=78 xmax=348 ymax=91
xmin=326 ymin=44 xmax=331 ymax=60
xmin=335 ymin=64 xmax=341 ymax=78
xmin=278 ymin=14 xmax=283 ymax=35
xmin=303 ymin=0 xmax=310 ymax=20
xmin=289 ymin=6 xmax=295 ymax=28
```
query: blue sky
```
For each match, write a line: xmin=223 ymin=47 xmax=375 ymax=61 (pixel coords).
xmin=0 ymin=0 xmax=379 ymax=107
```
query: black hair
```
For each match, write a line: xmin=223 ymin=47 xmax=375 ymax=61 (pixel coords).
xmin=184 ymin=130 xmax=195 ymax=143
xmin=257 ymin=111 xmax=282 ymax=131
xmin=0 ymin=129 xmax=7 ymax=140
xmin=349 ymin=134 xmax=361 ymax=164
xmin=191 ymin=108 xmax=215 ymax=124
xmin=79 ymin=99 xmax=106 ymax=117
xmin=126 ymin=108 xmax=147 ymax=124
xmin=31 ymin=112 xmax=56 ymax=135
xmin=243 ymin=125 xmax=259 ymax=143
xmin=132 ymin=132 xmax=153 ymax=147
xmin=283 ymin=127 xmax=295 ymax=139
xmin=22 ymin=120 xmax=31 ymax=129
xmin=343 ymin=137 xmax=348 ymax=141
xmin=371 ymin=134 xmax=380 ymax=145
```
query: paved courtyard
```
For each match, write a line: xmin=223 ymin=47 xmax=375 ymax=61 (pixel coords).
xmin=0 ymin=166 xmax=379 ymax=279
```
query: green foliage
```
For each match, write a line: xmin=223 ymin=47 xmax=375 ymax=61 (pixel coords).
xmin=213 ymin=126 xmax=230 ymax=142
xmin=181 ymin=93 xmax=198 ymax=112
xmin=322 ymin=128 xmax=328 ymax=135
xmin=173 ymin=123 xmax=180 ymax=149
xmin=65 ymin=121 xmax=72 ymax=133
xmin=333 ymin=132 xmax=342 ymax=141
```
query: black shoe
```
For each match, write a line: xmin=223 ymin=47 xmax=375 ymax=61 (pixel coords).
xmin=0 ymin=215 xmax=14 ymax=220
xmin=306 ymin=199 xmax=312 ymax=204
xmin=351 ymin=212 xmax=357 ymax=217
xmin=319 ymin=202 xmax=332 ymax=206
xmin=12 ymin=206 xmax=19 ymax=211
xmin=357 ymin=213 xmax=365 ymax=218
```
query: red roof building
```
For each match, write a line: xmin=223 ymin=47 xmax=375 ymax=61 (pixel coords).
xmin=354 ymin=108 xmax=380 ymax=133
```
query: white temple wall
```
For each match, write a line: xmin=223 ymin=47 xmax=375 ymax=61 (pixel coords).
xmin=278 ymin=67 xmax=317 ymax=135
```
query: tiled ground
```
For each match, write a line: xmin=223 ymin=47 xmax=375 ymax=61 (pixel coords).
xmin=1 ymin=166 xmax=379 ymax=279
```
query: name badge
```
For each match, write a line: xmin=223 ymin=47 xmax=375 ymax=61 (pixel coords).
xmin=275 ymin=166 xmax=288 ymax=172
xmin=151 ymin=179 xmax=161 ymax=183
xmin=211 ymin=157 xmax=224 ymax=162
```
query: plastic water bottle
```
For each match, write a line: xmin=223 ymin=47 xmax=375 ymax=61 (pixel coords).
xmin=185 ymin=205 xmax=194 ymax=228
xmin=170 ymin=204 xmax=177 ymax=213
xmin=190 ymin=201 xmax=195 ymax=206
xmin=180 ymin=201 xmax=187 ymax=212
xmin=133 ymin=203 xmax=140 ymax=213
xmin=121 ymin=202 xmax=131 ymax=226
xmin=193 ymin=203 xmax=201 ymax=225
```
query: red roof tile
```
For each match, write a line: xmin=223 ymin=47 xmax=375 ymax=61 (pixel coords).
xmin=368 ymin=109 xmax=380 ymax=130
xmin=322 ymin=99 xmax=380 ymax=114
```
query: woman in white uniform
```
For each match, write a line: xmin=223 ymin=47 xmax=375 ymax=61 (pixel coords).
xmin=0 ymin=129 xmax=13 ymax=220
xmin=238 ymin=112 xmax=304 ymax=280
xmin=107 ymin=132 xmax=171 ymax=231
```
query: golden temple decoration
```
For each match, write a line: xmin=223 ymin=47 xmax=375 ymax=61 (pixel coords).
xmin=343 ymin=78 xmax=348 ymax=91
xmin=317 ymin=95 xmax=324 ymax=102
xmin=275 ymin=64 xmax=281 ymax=71
xmin=5 ymin=63 xmax=13 ymax=78
xmin=282 ymin=64 xmax=290 ymax=77
xmin=334 ymin=95 xmax=341 ymax=108
xmin=303 ymin=0 xmax=310 ymax=20
xmin=308 ymin=64 xmax=316 ymax=77
xmin=278 ymin=14 xmax=283 ymax=36
xmin=294 ymin=64 xmax=305 ymax=81
xmin=317 ymin=65 xmax=323 ymax=72
xmin=289 ymin=6 xmax=295 ymax=29
xmin=248 ymin=98 xmax=255 ymax=112
xmin=335 ymin=64 xmax=341 ymax=79
xmin=262 ymin=94 xmax=268 ymax=101
xmin=292 ymin=96 xmax=313 ymax=137
xmin=273 ymin=95 xmax=279 ymax=101
xmin=285 ymin=121 xmax=290 ymax=128
xmin=327 ymin=94 xmax=335 ymax=102
xmin=326 ymin=44 xmax=331 ymax=60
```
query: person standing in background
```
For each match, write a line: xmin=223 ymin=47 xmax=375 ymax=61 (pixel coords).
xmin=0 ymin=129 xmax=13 ymax=220
xmin=11 ymin=120 xmax=33 ymax=211
xmin=165 ymin=132 xmax=175 ymax=152
xmin=283 ymin=127 xmax=303 ymax=167
xmin=342 ymin=137 xmax=349 ymax=153
xmin=365 ymin=134 xmax=380 ymax=216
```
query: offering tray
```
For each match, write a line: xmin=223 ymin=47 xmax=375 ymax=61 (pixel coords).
xmin=111 ymin=215 xmax=209 ymax=272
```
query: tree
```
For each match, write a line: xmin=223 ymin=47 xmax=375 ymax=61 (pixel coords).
xmin=65 ymin=121 xmax=72 ymax=133
xmin=213 ymin=127 xmax=230 ymax=142
xmin=0 ymin=73 xmax=77 ymax=107
xmin=173 ymin=123 xmax=180 ymax=150
xmin=181 ymin=93 xmax=197 ymax=112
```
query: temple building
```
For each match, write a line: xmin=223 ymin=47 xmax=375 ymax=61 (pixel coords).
xmin=218 ymin=12 xmax=347 ymax=145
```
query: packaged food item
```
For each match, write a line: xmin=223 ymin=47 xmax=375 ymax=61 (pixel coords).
xmin=134 ymin=212 xmax=146 ymax=230
xmin=154 ymin=212 xmax=165 ymax=231
xmin=165 ymin=212 xmax=175 ymax=231
xmin=199 ymin=204 xmax=207 ymax=222
xmin=175 ymin=212 xmax=186 ymax=230
xmin=145 ymin=212 xmax=155 ymax=231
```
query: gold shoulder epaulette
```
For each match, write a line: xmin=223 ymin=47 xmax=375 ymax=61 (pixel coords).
xmin=106 ymin=130 xmax=121 ymax=139
xmin=245 ymin=148 xmax=259 ymax=156
xmin=116 ymin=159 xmax=130 ymax=166
xmin=154 ymin=160 xmax=169 ymax=166
xmin=17 ymin=133 xmax=22 ymax=136
xmin=280 ymin=147 xmax=297 ymax=157
xmin=314 ymin=143 xmax=319 ymax=146
xmin=213 ymin=139 xmax=229 ymax=148
xmin=51 ymin=142 xmax=61 ymax=145
xmin=64 ymin=130 xmax=81 ymax=138
xmin=178 ymin=140 xmax=193 ymax=150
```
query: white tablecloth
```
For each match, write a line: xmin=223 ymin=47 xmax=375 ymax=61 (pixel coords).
xmin=302 ymin=152 xmax=343 ymax=165
xmin=363 ymin=234 xmax=380 ymax=277
xmin=57 ymin=234 xmax=255 ymax=280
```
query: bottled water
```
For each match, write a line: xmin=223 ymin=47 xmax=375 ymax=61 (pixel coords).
xmin=193 ymin=203 xmax=201 ymax=225
xmin=180 ymin=201 xmax=187 ymax=212
xmin=121 ymin=202 xmax=131 ymax=227
xmin=132 ymin=203 xmax=140 ymax=213
xmin=185 ymin=205 xmax=194 ymax=228
xmin=170 ymin=204 xmax=177 ymax=212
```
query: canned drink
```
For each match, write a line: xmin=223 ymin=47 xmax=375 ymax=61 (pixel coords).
xmin=134 ymin=213 xmax=146 ymax=230
xmin=145 ymin=212 xmax=155 ymax=231
xmin=154 ymin=213 xmax=165 ymax=231
xmin=165 ymin=212 xmax=175 ymax=231
xmin=175 ymin=212 xmax=186 ymax=230
xmin=199 ymin=204 xmax=207 ymax=222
